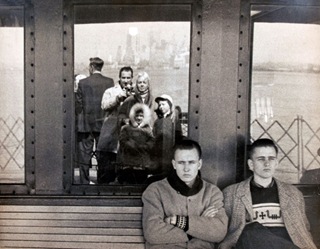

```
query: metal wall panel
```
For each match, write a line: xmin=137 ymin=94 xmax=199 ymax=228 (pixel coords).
xmin=199 ymin=0 xmax=243 ymax=188
xmin=33 ymin=0 xmax=64 ymax=194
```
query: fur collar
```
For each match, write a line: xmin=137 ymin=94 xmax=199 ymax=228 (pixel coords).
xmin=129 ymin=103 xmax=152 ymax=128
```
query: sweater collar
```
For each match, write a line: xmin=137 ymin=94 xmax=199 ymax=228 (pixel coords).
xmin=167 ymin=171 xmax=203 ymax=197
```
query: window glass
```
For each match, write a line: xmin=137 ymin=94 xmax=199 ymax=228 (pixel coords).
xmin=250 ymin=6 xmax=320 ymax=184
xmin=0 ymin=6 xmax=24 ymax=183
xmin=73 ymin=5 xmax=191 ymax=185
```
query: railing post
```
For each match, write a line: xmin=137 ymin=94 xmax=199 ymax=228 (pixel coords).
xmin=297 ymin=115 xmax=304 ymax=182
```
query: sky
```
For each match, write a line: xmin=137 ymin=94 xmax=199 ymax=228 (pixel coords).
xmin=253 ymin=23 xmax=320 ymax=65
xmin=74 ymin=22 xmax=191 ymax=66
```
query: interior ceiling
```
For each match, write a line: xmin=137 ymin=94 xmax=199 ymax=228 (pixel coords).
xmin=74 ymin=5 xmax=191 ymax=24
xmin=251 ymin=5 xmax=320 ymax=24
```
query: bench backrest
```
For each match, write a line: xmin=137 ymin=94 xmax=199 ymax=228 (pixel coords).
xmin=0 ymin=205 xmax=145 ymax=249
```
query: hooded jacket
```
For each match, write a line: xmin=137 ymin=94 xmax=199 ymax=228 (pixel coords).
xmin=117 ymin=103 xmax=155 ymax=168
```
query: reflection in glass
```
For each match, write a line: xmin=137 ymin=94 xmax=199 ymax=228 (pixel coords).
xmin=0 ymin=7 xmax=24 ymax=183
xmin=73 ymin=11 xmax=190 ymax=184
xmin=250 ymin=6 xmax=320 ymax=184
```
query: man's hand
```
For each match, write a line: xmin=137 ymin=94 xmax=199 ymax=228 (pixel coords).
xmin=117 ymin=90 xmax=128 ymax=102
xmin=201 ymin=206 xmax=218 ymax=217
xmin=164 ymin=215 xmax=177 ymax=225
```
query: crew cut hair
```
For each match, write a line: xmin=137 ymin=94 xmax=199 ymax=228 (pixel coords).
xmin=248 ymin=138 xmax=278 ymax=159
xmin=173 ymin=139 xmax=202 ymax=159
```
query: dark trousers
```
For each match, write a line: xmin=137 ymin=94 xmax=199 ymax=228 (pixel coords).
xmin=76 ymin=132 xmax=100 ymax=184
xmin=235 ymin=222 xmax=300 ymax=249
xmin=97 ymin=151 xmax=117 ymax=184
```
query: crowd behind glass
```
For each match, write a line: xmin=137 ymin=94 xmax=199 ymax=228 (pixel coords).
xmin=74 ymin=57 xmax=183 ymax=185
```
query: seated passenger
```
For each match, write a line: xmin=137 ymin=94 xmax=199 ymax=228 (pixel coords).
xmin=142 ymin=139 xmax=228 ymax=249
xmin=117 ymin=103 xmax=154 ymax=184
xmin=219 ymin=138 xmax=317 ymax=249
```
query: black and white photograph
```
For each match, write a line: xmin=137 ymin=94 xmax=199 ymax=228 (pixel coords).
xmin=0 ymin=1 xmax=319 ymax=248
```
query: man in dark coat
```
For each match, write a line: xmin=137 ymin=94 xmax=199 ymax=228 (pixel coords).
xmin=75 ymin=57 xmax=114 ymax=184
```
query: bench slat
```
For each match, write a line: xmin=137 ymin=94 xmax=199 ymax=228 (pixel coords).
xmin=0 ymin=226 xmax=143 ymax=236
xmin=0 ymin=234 xmax=145 ymax=243
xmin=0 ymin=205 xmax=142 ymax=213
xmin=0 ymin=219 xmax=142 ymax=228
xmin=0 ymin=212 xmax=141 ymax=220
xmin=0 ymin=241 xmax=145 ymax=249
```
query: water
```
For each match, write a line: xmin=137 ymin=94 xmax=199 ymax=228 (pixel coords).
xmin=251 ymin=71 xmax=320 ymax=184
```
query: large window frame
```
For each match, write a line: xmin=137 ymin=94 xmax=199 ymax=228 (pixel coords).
xmin=0 ymin=0 xmax=35 ymax=194
xmin=62 ymin=0 xmax=203 ymax=195
xmin=240 ymin=0 xmax=320 ymax=196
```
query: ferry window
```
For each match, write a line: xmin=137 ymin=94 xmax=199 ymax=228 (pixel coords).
xmin=250 ymin=5 xmax=320 ymax=184
xmin=0 ymin=6 xmax=24 ymax=184
xmin=73 ymin=5 xmax=191 ymax=185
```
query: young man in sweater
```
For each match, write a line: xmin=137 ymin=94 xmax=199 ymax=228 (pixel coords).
xmin=142 ymin=139 xmax=228 ymax=249
xmin=219 ymin=138 xmax=316 ymax=249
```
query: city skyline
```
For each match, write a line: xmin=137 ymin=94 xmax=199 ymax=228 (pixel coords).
xmin=74 ymin=22 xmax=191 ymax=70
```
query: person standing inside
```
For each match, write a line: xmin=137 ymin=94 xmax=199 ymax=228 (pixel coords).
xmin=142 ymin=139 xmax=228 ymax=249
xmin=152 ymin=94 xmax=183 ymax=178
xmin=117 ymin=71 xmax=156 ymax=130
xmin=117 ymin=103 xmax=154 ymax=184
xmin=219 ymin=138 xmax=317 ymax=249
xmin=75 ymin=57 xmax=114 ymax=184
xmin=96 ymin=66 xmax=134 ymax=184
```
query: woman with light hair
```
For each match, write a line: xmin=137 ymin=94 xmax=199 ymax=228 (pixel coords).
xmin=117 ymin=71 xmax=156 ymax=131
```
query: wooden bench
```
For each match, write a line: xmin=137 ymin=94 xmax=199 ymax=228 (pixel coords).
xmin=0 ymin=198 xmax=319 ymax=249
xmin=0 ymin=205 xmax=145 ymax=249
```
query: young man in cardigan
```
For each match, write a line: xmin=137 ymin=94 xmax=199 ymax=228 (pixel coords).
xmin=142 ymin=139 xmax=228 ymax=249
xmin=219 ymin=138 xmax=316 ymax=249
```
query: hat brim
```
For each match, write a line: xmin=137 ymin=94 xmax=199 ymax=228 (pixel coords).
xmin=155 ymin=97 xmax=167 ymax=103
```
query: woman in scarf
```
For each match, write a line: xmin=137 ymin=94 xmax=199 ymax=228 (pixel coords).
xmin=117 ymin=71 xmax=156 ymax=131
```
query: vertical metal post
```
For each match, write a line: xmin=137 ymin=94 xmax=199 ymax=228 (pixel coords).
xmin=297 ymin=115 xmax=304 ymax=181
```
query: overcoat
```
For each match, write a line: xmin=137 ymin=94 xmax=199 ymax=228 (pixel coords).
xmin=75 ymin=73 xmax=114 ymax=132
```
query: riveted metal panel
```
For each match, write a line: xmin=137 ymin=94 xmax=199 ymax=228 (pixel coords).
xmin=24 ymin=0 xmax=36 ymax=194
xmin=198 ymin=0 xmax=242 ymax=188
xmin=188 ymin=0 xmax=202 ymax=141
xmin=62 ymin=0 xmax=74 ymax=194
xmin=236 ymin=0 xmax=251 ymax=181
xmin=33 ymin=0 xmax=64 ymax=194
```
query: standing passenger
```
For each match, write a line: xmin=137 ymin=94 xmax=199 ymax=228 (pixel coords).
xmin=219 ymin=138 xmax=317 ymax=249
xmin=152 ymin=94 xmax=183 ymax=177
xmin=142 ymin=139 xmax=228 ymax=249
xmin=117 ymin=103 xmax=154 ymax=184
xmin=118 ymin=71 xmax=156 ymax=130
xmin=75 ymin=57 xmax=114 ymax=184
xmin=96 ymin=66 xmax=134 ymax=184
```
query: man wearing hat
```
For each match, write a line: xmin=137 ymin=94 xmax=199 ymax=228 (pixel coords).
xmin=75 ymin=57 xmax=114 ymax=184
